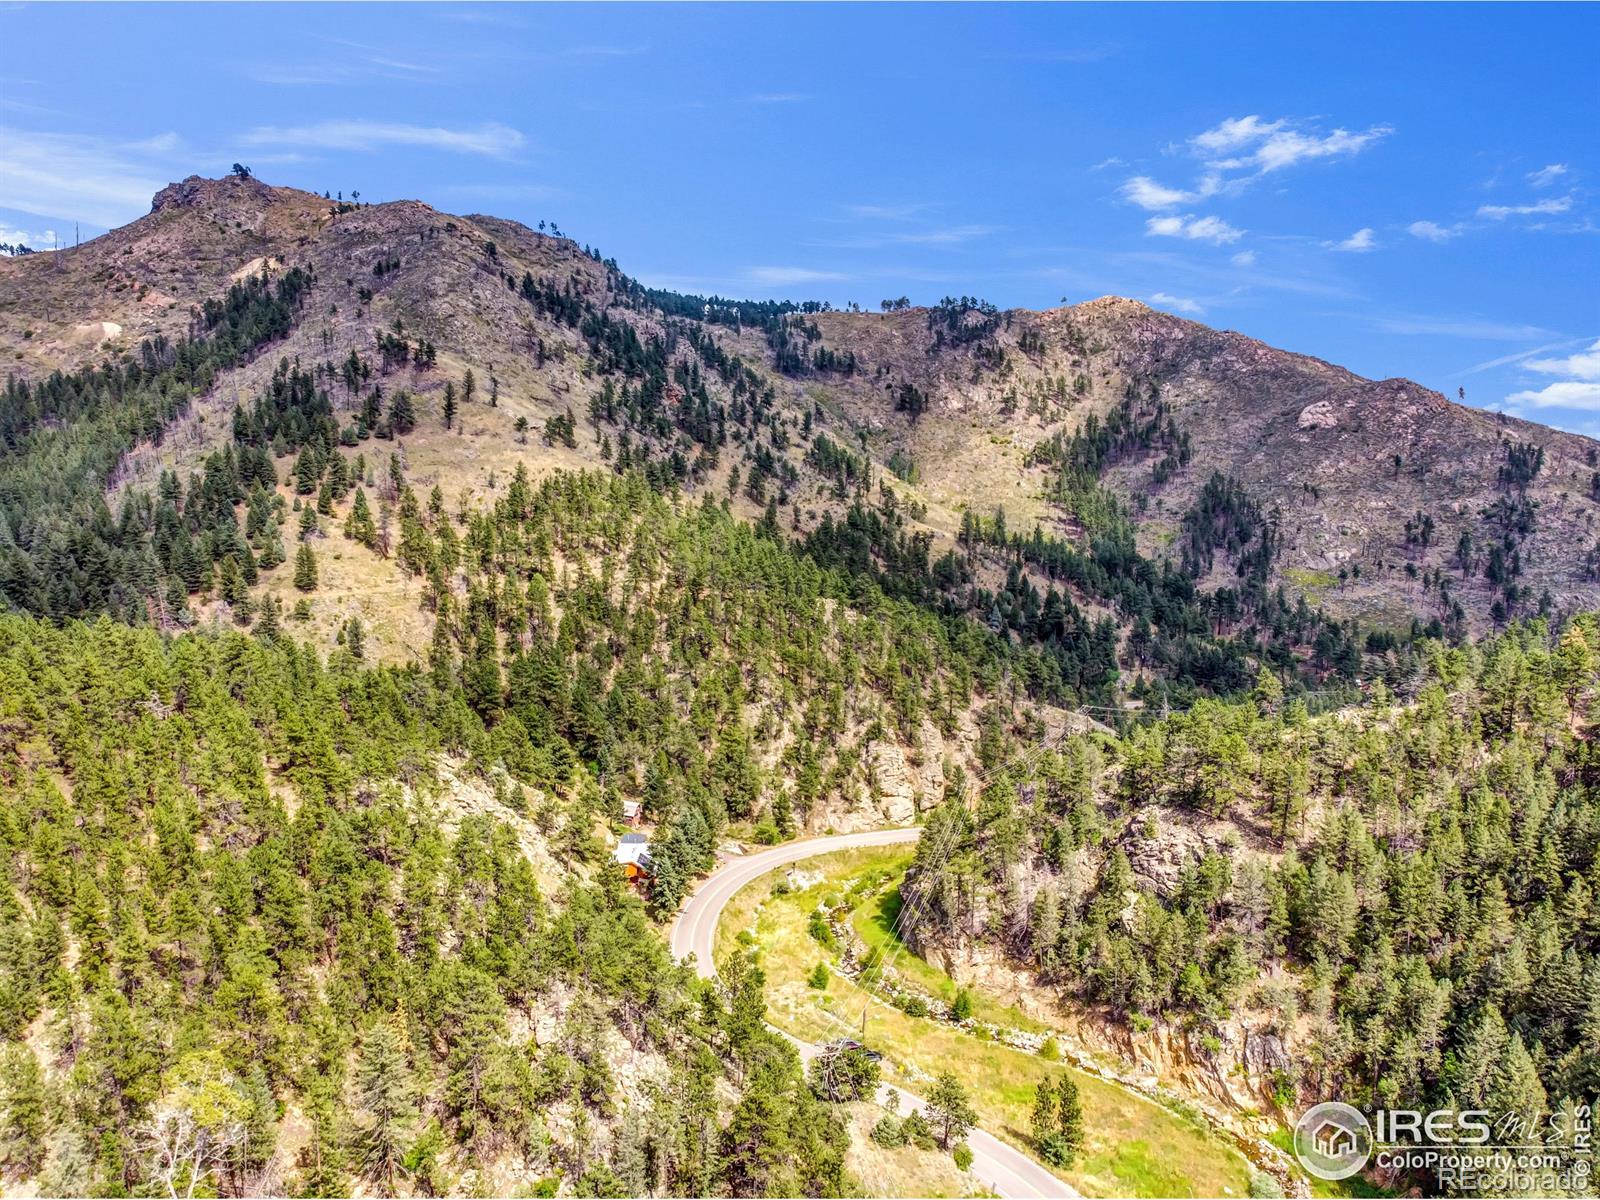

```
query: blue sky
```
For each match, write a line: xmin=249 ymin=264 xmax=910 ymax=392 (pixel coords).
xmin=3 ymin=3 xmax=1597 ymax=432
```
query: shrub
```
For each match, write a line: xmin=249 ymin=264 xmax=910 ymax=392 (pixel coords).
xmin=902 ymin=1110 xmax=937 ymax=1150
xmin=951 ymin=988 xmax=974 ymax=1021
xmin=952 ymin=1143 xmax=974 ymax=1172
xmin=896 ymin=993 xmax=929 ymax=1018
xmin=1249 ymin=1171 xmax=1286 ymax=1198
xmin=1038 ymin=1035 xmax=1061 ymax=1060
xmin=870 ymin=1115 xmax=905 ymax=1148
xmin=807 ymin=908 xmax=838 ymax=950
xmin=808 ymin=962 xmax=829 ymax=990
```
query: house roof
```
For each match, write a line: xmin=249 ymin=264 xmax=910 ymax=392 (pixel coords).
xmin=613 ymin=838 xmax=652 ymax=867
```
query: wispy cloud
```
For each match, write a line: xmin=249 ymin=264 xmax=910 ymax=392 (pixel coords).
xmin=1374 ymin=313 xmax=1554 ymax=340
xmin=1188 ymin=114 xmax=1391 ymax=174
xmin=1115 ymin=114 xmax=1387 ymax=243
xmin=990 ymin=45 xmax=1120 ymax=64
xmin=1527 ymin=163 xmax=1569 ymax=188
xmin=1477 ymin=194 xmax=1574 ymax=219
xmin=1329 ymin=227 xmax=1377 ymax=252
xmin=241 ymin=34 xmax=456 ymax=86
xmin=240 ymin=120 xmax=525 ymax=158
xmin=822 ymin=224 xmax=997 ymax=250
xmin=560 ymin=44 xmax=648 ymax=58
xmin=748 ymin=92 xmax=809 ymax=105
xmin=1455 ymin=335 xmax=1600 ymax=377
xmin=435 ymin=181 xmax=561 ymax=204
xmin=747 ymin=266 xmax=849 ymax=286
xmin=840 ymin=202 xmax=931 ymax=221
xmin=1120 ymin=175 xmax=1204 ymax=211
xmin=1407 ymin=219 xmax=1463 ymax=243
xmin=1145 ymin=213 xmax=1243 ymax=245
xmin=1147 ymin=291 xmax=1205 ymax=315
xmin=0 ymin=127 xmax=171 ymax=226
xmin=1024 ymin=242 xmax=1355 ymax=304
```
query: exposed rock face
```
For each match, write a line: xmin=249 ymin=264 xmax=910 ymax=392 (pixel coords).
xmin=1297 ymin=400 xmax=1338 ymax=431
xmin=866 ymin=740 xmax=920 ymax=825
xmin=1118 ymin=812 xmax=1226 ymax=899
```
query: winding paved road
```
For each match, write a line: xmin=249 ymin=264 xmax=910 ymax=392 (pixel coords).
xmin=668 ymin=829 xmax=1077 ymax=1199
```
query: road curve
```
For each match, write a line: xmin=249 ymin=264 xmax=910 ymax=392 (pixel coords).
xmin=668 ymin=829 xmax=1077 ymax=1199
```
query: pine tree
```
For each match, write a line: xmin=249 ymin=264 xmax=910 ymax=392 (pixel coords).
xmin=255 ymin=594 xmax=282 ymax=639
xmin=294 ymin=544 xmax=319 ymax=592
xmin=354 ymin=1015 xmax=418 ymax=1193
xmin=389 ymin=390 xmax=416 ymax=435
xmin=345 ymin=487 xmax=376 ymax=547
xmin=1029 ymin=1074 xmax=1083 ymax=1167
xmin=238 ymin=1064 xmax=278 ymax=1183
xmin=0 ymin=1046 xmax=46 ymax=1177
xmin=443 ymin=382 xmax=457 ymax=431
xmin=1053 ymin=1074 xmax=1084 ymax=1165
xmin=926 ymin=1072 xmax=976 ymax=1149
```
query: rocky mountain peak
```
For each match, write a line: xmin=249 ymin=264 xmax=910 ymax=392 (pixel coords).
xmin=151 ymin=172 xmax=277 ymax=214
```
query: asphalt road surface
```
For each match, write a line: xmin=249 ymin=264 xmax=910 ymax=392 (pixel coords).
xmin=667 ymin=829 xmax=1078 ymax=1199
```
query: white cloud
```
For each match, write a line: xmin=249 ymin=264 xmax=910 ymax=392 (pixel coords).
xmin=747 ymin=266 xmax=849 ymax=286
xmin=1527 ymin=163 xmax=1569 ymax=188
xmin=1190 ymin=115 xmax=1286 ymax=154
xmin=0 ymin=128 xmax=172 ymax=228
xmin=748 ymin=92 xmax=809 ymax=105
xmin=1456 ymin=336 xmax=1600 ymax=376
xmin=1503 ymin=338 xmax=1600 ymax=413
xmin=241 ymin=120 xmax=525 ymax=157
xmin=1230 ymin=250 xmax=1256 ymax=266
xmin=0 ymin=223 xmax=57 ymax=250
xmin=1331 ymin=227 xmax=1377 ymax=252
xmin=1190 ymin=114 xmax=1391 ymax=173
xmin=1506 ymin=381 xmax=1600 ymax=411
xmin=1145 ymin=213 xmax=1243 ymax=245
xmin=1477 ymin=194 xmax=1574 ymax=219
xmin=1526 ymin=338 xmax=1600 ymax=381
xmin=1251 ymin=125 xmax=1391 ymax=172
xmin=1147 ymin=291 xmax=1205 ymax=315
xmin=1407 ymin=220 xmax=1462 ymax=243
xmin=1114 ymin=114 xmax=1386 ymax=247
xmin=1120 ymin=176 xmax=1193 ymax=210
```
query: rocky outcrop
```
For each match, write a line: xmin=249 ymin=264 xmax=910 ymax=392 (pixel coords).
xmin=1117 ymin=810 xmax=1230 ymax=899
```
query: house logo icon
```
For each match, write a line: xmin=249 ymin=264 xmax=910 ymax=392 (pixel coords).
xmin=1293 ymin=1102 xmax=1372 ymax=1181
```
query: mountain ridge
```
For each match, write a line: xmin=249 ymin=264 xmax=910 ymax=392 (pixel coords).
xmin=4 ymin=172 xmax=1597 ymax=642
